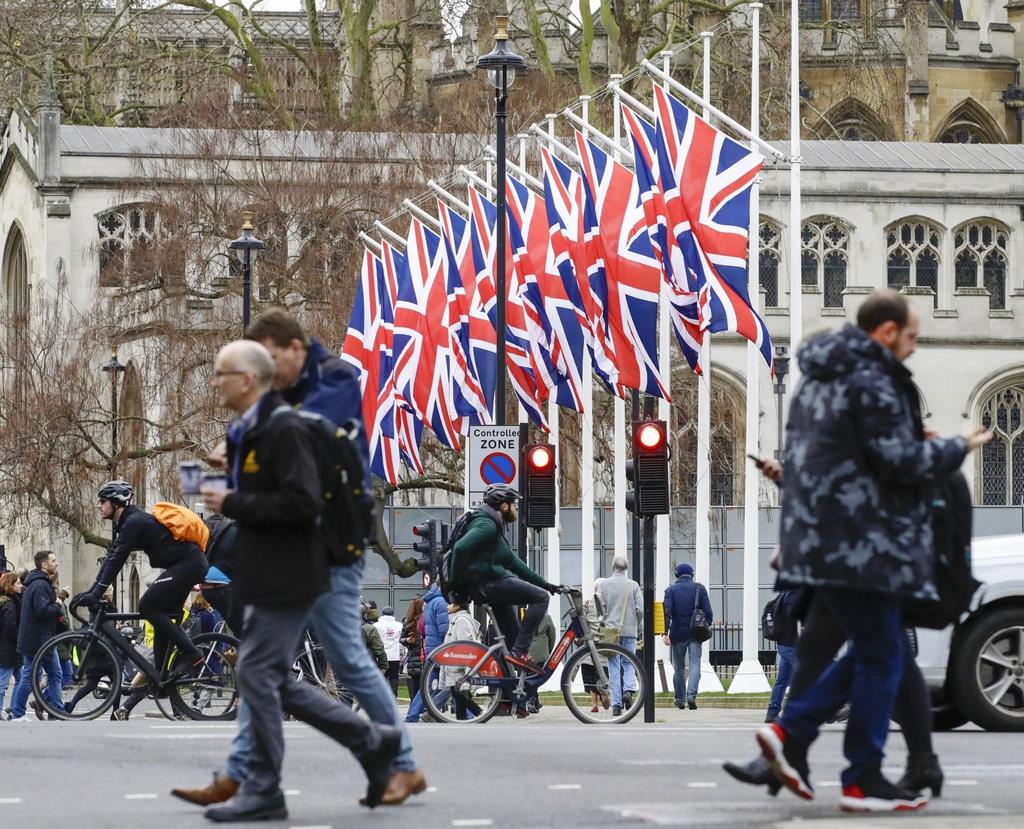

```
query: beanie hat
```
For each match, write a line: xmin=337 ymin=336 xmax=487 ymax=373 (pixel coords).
xmin=675 ymin=562 xmax=694 ymax=578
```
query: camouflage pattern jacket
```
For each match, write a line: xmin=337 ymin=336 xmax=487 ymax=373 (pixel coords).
xmin=777 ymin=324 xmax=966 ymax=600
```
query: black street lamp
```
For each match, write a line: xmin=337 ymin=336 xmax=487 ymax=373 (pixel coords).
xmin=772 ymin=345 xmax=790 ymax=461
xmin=476 ymin=15 xmax=524 ymax=426
xmin=228 ymin=211 xmax=265 ymax=334
xmin=101 ymin=349 xmax=126 ymax=604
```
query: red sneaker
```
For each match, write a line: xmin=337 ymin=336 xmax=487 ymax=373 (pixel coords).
xmin=840 ymin=770 xmax=928 ymax=813
xmin=756 ymin=723 xmax=814 ymax=801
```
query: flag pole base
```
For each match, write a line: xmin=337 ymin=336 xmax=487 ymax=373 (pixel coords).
xmin=728 ymin=659 xmax=771 ymax=694
xmin=699 ymin=658 xmax=724 ymax=693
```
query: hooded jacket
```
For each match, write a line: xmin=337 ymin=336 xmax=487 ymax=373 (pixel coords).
xmin=448 ymin=506 xmax=552 ymax=591
xmin=663 ymin=569 xmax=713 ymax=644
xmin=421 ymin=585 xmax=450 ymax=653
xmin=777 ymin=324 xmax=966 ymax=599
xmin=0 ymin=592 xmax=21 ymax=667
xmin=17 ymin=570 xmax=62 ymax=659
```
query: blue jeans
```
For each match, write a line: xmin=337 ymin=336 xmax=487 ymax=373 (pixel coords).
xmin=671 ymin=639 xmax=702 ymax=704
xmin=61 ymin=658 xmax=74 ymax=689
xmin=609 ymin=636 xmax=638 ymax=708
xmin=767 ymin=644 xmax=796 ymax=718
xmin=10 ymin=651 xmax=66 ymax=717
xmin=779 ymin=588 xmax=904 ymax=787
xmin=225 ymin=558 xmax=417 ymax=781
xmin=0 ymin=664 xmax=16 ymax=712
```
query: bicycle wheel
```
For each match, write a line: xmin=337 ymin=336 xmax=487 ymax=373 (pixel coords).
xmin=561 ymin=641 xmax=646 ymax=724
xmin=169 ymin=632 xmax=239 ymax=721
xmin=293 ymin=643 xmax=341 ymax=700
xmin=31 ymin=631 xmax=122 ymax=721
xmin=420 ymin=640 xmax=506 ymax=724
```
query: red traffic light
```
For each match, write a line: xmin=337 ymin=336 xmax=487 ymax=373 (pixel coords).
xmin=636 ymin=422 xmax=666 ymax=451
xmin=527 ymin=444 xmax=555 ymax=472
xmin=412 ymin=522 xmax=430 ymax=537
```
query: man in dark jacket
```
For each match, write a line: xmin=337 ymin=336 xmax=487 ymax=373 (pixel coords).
xmin=662 ymin=563 xmax=713 ymax=710
xmin=8 ymin=551 xmax=65 ymax=719
xmin=764 ymin=589 xmax=801 ymax=724
xmin=197 ymin=340 xmax=399 ymax=823
xmin=449 ymin=484 xmax=561 ymax=674
xmin=757 ymin=290 xmax=990 ymax=812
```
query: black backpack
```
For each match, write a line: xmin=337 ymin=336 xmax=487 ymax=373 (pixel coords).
xmin=437 ymin=510 xmax=503 ymax=601
xmin=761 ymin=594 xmax=781 ymax=641
xmin=761 ymin=590 xmax=797 ymax=643
xmin=273 ymin=406 xmax=377 ymax=567
xmin=903 ymin=471 xmax=980 ymax=630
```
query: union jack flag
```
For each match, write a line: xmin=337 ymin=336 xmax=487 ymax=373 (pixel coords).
xmin=436 ymin=199 xmax=491 ymax=425
xmin=391 ymin=217 xmax=463 ymax=449
xmin=467 ymin=186 xmax=549 ymax=430
xmin=622 ymin=105 xmax=703 ymax=373
xmin=652 ymin=84 xmax=772 ymax=367
xmin=380 ymin=239 xmax=425 ymax=476
xmin=575 ymin=131 xmax=670 ymax=401
xmin=506 ymin=174 xmax=584 ymax=412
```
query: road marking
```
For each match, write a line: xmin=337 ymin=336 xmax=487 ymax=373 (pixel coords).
xmin=290 ymin=825 xmax=330 ymax=829
xmin=548 ymin=784 xmax=582 ymax=790
xmin=815 ymin=781 xmax=840 ymax=787
xmin=284 ymin=789 xmax=302 ymax=796
xmin=426 ymin=786 xmax=438 ymax=793
xmin=947 ymin=780 xmax=979 ymax=786
xmin=124 ymin=793 xmax=158 ymax=800
xmin=0 ymin=798 xmax=23 ymax=804
xmin=452 ymin=821 xmax=494 ymax=827
xmin=685 ymin=782 xmax=717 ymax=789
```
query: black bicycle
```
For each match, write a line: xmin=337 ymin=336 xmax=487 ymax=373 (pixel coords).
xmin=31 ymin=601 xmax=239 ymax=721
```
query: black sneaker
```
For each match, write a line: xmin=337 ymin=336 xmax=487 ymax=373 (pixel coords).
xmin=687 ymin=698 xmax=697 ymax=710
xmin=840 ymin=769 xmax=928 ymax=813
xmin=756 ymin=723 xmax=814 ymax=801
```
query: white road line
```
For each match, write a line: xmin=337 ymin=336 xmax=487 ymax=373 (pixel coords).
xmin=0 ymin=798 xmax=23 ymax=804
xmin=815 ymin=781 xmax=840 ymax=788
xmin=685 ymin=782 xmax=717 ymax=789
xmin=284 ymin=789 xmax=302 ymax=796
xmin=947 ymin=780 xmax=979 ymax=786
xmin=452 ymin=821 xmax=493 ymax=827
xmin=124 ymin=793 xmax=158 ymax=800
xmin=548 ymin=784 xmax=582 ymax=790
xmin=290 ymin=825 xmax=331 ymax=829
xmin=426 ymin=786 xmax=438 ymax=793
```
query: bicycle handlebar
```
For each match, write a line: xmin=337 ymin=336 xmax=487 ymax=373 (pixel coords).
xmin=68 ymin=599 xmax=95 ymax=626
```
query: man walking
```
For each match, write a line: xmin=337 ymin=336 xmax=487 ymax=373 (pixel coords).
xmin=764 ymin=589 xmax=800 ymax=724
xmin=756 ymin=290 xmax=990 ymax=812
xmin=374 ymin=607 xmax=404 ymax=698
xmin=662 ymin=563 xmax=712 ymax=710
xmin=597 ymin=557 xmax=642 ymax=715
xmin=197 ymin=340 xmax=399 ymax=822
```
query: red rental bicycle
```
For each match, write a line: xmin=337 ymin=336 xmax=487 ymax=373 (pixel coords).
xmin=420 ymin=588 xmax=647 ymax=724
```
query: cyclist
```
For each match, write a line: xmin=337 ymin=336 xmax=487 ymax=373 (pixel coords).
xmin=449 ymin=483 xmax=561 ymax=674
xmin=74 ymin=480 xmax=208 ymax=685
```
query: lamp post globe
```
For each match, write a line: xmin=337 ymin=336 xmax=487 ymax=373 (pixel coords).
xmin=228 ymin=211 xmax=265 ymax=334
xmin=476 ymin=15 xmax=524 ymax=425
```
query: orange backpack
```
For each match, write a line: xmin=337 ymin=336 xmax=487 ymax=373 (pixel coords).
xmin=152 ymin=502 xmax=210 ymax=553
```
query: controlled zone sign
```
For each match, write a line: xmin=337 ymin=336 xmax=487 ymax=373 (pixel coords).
xmin=467 ymin=425 xmax=521 ymax=509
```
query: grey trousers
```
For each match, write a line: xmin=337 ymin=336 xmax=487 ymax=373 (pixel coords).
xmin=237 ymin=602 xmax=380 ymax=797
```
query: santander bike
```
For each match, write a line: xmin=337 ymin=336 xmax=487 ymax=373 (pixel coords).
xmin=420 ymin=588 xmax=646 ymax=724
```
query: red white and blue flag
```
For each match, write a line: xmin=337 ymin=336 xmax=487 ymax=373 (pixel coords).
xmin=575 ymin=130 xmax=670 ymax=401
xmin=652 ymin=84 xmax=772 ymax=367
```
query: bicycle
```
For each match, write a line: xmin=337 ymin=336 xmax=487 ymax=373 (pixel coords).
xmin=420 ymin=588 xmax=647 ymax=724
xmin=30 ymin=600 xmax=239 ymax=721
xmin=291 ymin=628 xmax=342 ymax=702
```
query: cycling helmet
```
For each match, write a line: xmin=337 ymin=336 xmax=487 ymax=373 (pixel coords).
xmin=483 ymin=484 xmax=519 ymax=508
xmin=97 ymin=480 xmax=134 ymax=506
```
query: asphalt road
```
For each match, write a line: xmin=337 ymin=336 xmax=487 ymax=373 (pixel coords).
xmin=1 ymin=706 xmax=1021 ymax=829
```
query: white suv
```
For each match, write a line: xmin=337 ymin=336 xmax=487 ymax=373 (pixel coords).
xmin=916 ymin=534 xmax=1024 ymax=731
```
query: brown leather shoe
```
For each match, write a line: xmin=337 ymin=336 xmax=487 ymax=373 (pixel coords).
xmin=170 ymin=773 xmax=239 ymax=806
xmin=359 ymin=769 xmax=427 ymax=807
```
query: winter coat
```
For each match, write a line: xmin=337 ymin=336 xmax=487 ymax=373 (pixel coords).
xmin=17 ymin=570 xmax=62 ymax=659
xmin=448 ymin=507 xmax=552 ymax=591
xmin=421 ymin=586 xmax=449 ymax=653
xmin=663 ymin=575 xmax=713 ymax=644
xmin=362 ymin=623 xmax=388 ymax=671
xmin=441 ymin=609 xmax=482 ymax=687
xmin=778 ymin=324 xmax=967 ymax=600
xmin=403 ymin=617 xmax=423 ymax=675
xmin=597 ymin=572 xmax=643 ymax=638
xmin=0 ymin=593 xmax=20 ymax=667
xmin=222 ymin=389 xmax=327 ymax=606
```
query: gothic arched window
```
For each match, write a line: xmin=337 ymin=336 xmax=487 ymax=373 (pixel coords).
xmin=885 ymin=219 xmax=942 ymax=307
xmin=978 ymin=385 xmax=1024 ymax=505
xmin=801 ymin=217 xmax=850 ymax=308
xmin=3 ymin=224 xmax=29 ymax=317
xmin=954 ymin=221 xmax=1009 ymax=311
xmin=759 ymin=219 xmax=782 ymax=308
xmin=97 ymin=205 xmax=159 ymax=288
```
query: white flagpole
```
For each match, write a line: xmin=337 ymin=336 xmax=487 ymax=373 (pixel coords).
xmin=655 ymin=49 xmax=673 ymax=689
xmin=610 ymin=78 xmax=627 ymax=587
xmin=695 ymin=31 xmax=724 ymax=693
xmin=789 ymin=0 xmax=803 ymax=384
xmin=731 ymin=0 xmax=770 ymax=695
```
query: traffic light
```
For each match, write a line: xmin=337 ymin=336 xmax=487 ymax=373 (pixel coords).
xmin=625 ymin=420 xmax=670 ymax=516
xmin=522 ymin=443 xmax=557 ymax=528
xmin=412 ymin=520 xmax=437 ymax=573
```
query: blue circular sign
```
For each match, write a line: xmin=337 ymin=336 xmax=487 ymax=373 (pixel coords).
xmin=480 ymin=452 xmax=516 ymax=485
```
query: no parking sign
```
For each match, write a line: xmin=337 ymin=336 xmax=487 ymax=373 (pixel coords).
xmin=467 ymin=425 xmax=521 ymax=508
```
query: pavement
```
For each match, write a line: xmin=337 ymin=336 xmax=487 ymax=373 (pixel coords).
xmin=1 ymin=705 xmax=1021 ymax=829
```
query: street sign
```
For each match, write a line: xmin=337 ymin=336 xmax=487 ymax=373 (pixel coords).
xmin=467 ymin=425 xmax=521 ymax=509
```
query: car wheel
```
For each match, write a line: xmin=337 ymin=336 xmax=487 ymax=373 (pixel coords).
xmin=950 ymin=607 xmax=1024 ymax=732
xmin=931 ymin=703 xmax=968 ymax=731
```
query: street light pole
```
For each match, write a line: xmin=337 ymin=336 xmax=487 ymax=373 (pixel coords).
xmin=476 ymin=16 xmax=524 ymax=426
xmin=101 ymin=349 xmax=126 ymax=605
xmin=772 ymin=345 xmax=790 ymax=461
xmin=229 ymin=212 xmax=265 ymax=335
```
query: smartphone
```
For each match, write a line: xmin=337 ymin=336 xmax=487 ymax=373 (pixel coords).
xmin=747 ymin=453 xmax=765 ymax=469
